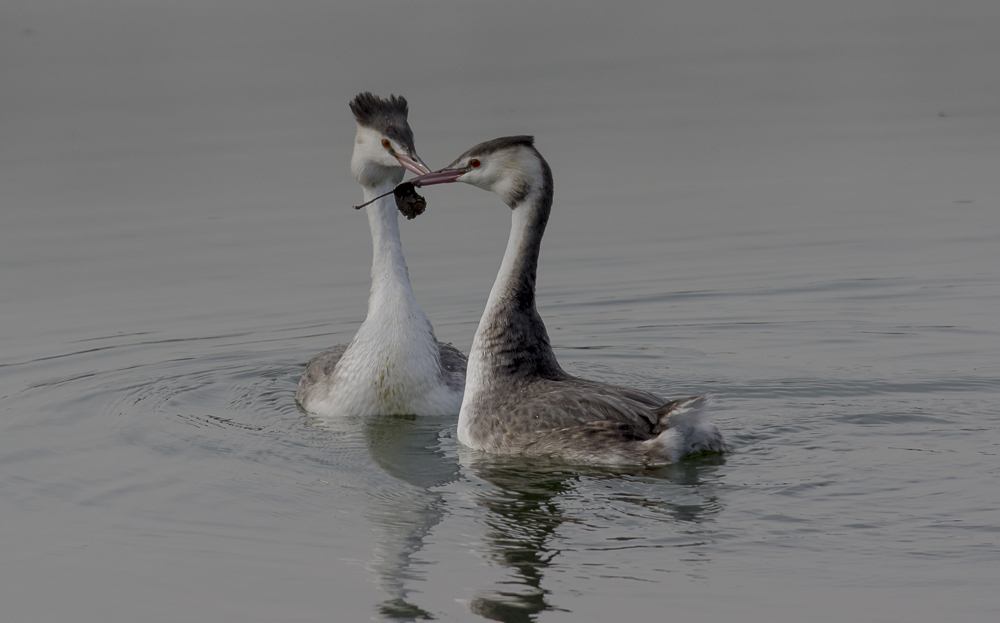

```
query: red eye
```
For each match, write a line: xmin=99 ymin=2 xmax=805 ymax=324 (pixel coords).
xmin=381 ymin=139 xmax=391 ymax=149
xmin=470 ymin=158 xmax=481 ymax=168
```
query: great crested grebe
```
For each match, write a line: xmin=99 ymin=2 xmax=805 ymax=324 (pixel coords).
xmin=411 ymin=136 xmax=726 ymax=464
xmin=296 ymin=93 xmax=466 ymax=416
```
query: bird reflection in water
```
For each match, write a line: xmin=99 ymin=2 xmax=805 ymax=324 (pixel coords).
xmin=358 ymin=413 xmax=461 ymax=620
xmin=463 ymin=453 xmax=726 ymax=622
xmin=307 ymin=411 xmax=725 ymax=622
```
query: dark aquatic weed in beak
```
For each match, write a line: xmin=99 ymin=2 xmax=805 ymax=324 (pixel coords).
xmin=393 ymin=182 xmax=426 ymax=219
xmin=353 ymin=181 xmax=427 ymax=219
xmin=352 ymin=167 xmax=466 ymax=211
xmin=353 ymin=166 xmax=466 ymax=214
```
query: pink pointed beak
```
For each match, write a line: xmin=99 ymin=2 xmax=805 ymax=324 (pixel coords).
xmin=409 ymin=168 xmax=467 ymax=187
xmin=395 ymin=153 xmax=432 ymax=176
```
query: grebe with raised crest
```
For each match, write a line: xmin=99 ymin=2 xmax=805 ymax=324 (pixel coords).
xmin=296 ymin=93 xmax=466 ymax=416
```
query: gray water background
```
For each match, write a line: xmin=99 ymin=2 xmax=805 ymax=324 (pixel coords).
xmin=2 ymin=1 xmax=999 ymax=621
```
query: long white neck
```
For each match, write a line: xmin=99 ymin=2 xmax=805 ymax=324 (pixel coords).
xmin=363 ymin=180 xmax=418 ymax=315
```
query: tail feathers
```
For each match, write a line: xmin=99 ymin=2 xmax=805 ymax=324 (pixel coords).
xmin=644 ymin=394 xmax=728 ymax=463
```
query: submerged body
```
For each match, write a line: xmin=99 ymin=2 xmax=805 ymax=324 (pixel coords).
xmin=296 ymin=93 xmax=466 ymax=416
xmin=413 ymin=136 xmax=726 ymax=464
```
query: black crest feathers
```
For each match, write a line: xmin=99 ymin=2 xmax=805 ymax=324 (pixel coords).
xmin=350 ymin=92 xmax=409 ymax=129
xmin=349 ymin=92 xmax=416 ymax=152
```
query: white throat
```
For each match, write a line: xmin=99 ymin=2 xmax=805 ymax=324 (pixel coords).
xmin=364 ymin=181 xmax=413 ymax=309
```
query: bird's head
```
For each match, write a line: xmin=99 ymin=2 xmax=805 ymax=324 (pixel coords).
xmin=349 ymin=92 xmax=431 ymax=188
xmin=411 ymin=136 xmax=550 ymax=208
